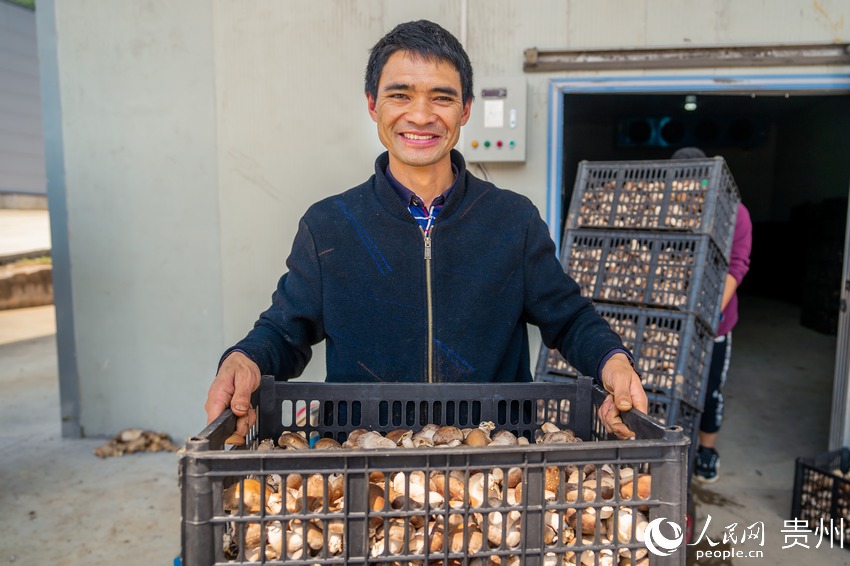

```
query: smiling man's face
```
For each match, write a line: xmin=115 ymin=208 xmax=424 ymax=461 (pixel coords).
xmin=367 ymin=50 xmax=471 ymax=177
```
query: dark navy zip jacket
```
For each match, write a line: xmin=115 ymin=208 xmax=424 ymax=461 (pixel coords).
xmin=224 ymin=150 xmax=627 ymax=384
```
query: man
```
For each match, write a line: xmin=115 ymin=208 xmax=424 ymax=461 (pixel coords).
xmin=205 ymin=20 xmax=647 ymax=440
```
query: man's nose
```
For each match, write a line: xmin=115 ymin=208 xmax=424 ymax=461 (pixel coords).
xmin=406 ymin=97 xmax=436 ymax=125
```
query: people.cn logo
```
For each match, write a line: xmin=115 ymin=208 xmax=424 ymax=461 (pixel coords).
xmin=644 ymin=518 xmax=685 ymax=556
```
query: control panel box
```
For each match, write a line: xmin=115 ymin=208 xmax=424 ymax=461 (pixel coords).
xmin=462 ymin=76 xmax=527 ymax=163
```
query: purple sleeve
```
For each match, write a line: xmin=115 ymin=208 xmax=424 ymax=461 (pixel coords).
xmin=728 ymin=203 xmax=752 ymax=285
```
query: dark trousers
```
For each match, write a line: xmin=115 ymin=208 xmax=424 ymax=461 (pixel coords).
xmin=700 ymin=333 xmax=732 ymax=435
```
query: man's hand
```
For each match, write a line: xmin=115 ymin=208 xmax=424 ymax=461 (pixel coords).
xmin=205 ymin=351 xmax=262 ymax=440
xmin=599 ymin=353 xmax=648 ymax=439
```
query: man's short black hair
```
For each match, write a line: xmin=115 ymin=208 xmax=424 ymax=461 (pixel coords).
xmin=365 ymin=20 xmax=474 ymax=106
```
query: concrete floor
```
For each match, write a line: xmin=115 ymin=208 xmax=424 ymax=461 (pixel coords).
xmin=0 ymin=305 xmax=180 ymax=565
xmin=1 ymin=298 xmax=849 ymax=565
xmin=687 ymin=294 xmax=850 ymax=565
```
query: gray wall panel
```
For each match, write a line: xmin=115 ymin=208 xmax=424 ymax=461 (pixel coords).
xmin=0 ymin=1 xmax=45 ymax=195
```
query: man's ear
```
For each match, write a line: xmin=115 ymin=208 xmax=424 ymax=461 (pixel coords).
xmin=460 ymin=99 xmax=472 ymax=126
xmin=367 ymin=92 xmax=378 ymax=122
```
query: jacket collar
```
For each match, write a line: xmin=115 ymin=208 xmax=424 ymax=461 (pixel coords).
xmin=372 ymin=150 xmax=469 ymax=223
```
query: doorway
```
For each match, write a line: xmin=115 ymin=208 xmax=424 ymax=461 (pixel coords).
xmin=545 ymin=72 xmax=850 ymax=440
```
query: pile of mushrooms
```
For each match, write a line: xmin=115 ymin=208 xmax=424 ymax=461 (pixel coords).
xmin=544 ymin=317 xmax=683 ymax=397
xmin=575 ymin=182 xmax=616 ymax=226
xmin=565 ymin=246 xmax=602 ymax=292
xmin=797 ymin=465 xmax=850 ymax=544
xmin=613 ymin=181 xmax=668 ymax=230
xmin=221 ymin=423 xmax=653 ymax=564
xmin=634 ymin=324 xmax=684 ymax=392
xmin=575 ymin=178 xmax=706 ymax=230
xmin=567 ymin=238 xmax=696 ymax=310
xmin=567 ymin=239 xmax=653 ymax=304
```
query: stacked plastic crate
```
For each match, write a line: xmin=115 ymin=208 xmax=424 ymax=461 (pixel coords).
xmin=181 ymin=377 xmax=690 ymax=565
xmin=535 ymin=157 xmax=741 ymax=454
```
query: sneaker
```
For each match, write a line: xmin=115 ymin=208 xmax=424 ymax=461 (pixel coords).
xmin=694 ymin=446 xmax=720 ymax=483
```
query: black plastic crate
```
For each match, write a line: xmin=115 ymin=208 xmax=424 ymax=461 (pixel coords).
xmin=535 ymin=304 xmax=715 ymax=410
xmin=791 ymin=448 xmax=850 ymax=549
xmin=561 ymin=229 xmax=727 ymax=331
xmin=534 ymin=377 xmax=701 ymax=479
xmin=532 ymin=374 xmax=700 ymax=436
xmin=180 ymin=377 xmax=688 ymax=565
xmin=566 ymin=158 xmax=740 ymax=260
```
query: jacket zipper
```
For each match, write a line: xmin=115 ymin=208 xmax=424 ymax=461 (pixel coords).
xmin=422 ymin=226 xmax=434 ymax=384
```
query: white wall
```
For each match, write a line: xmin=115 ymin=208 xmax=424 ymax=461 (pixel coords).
xmin=44 ymin=0 xmax=850 ymax=440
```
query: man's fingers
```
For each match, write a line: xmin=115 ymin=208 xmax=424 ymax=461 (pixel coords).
xmin=613 ymin=377 xmax=633 ymax=412
xmin=229 ymin=356 xmax=261 ymax=415
xmin=610 ymin=422 xmax=636 ymax=440
xmin=205 ymin=398 xmax=228 ymax=425
xmin=600 ymin=394 xmax=616 ymax=435
xmin=231 ymin=379 xmax=253 ymax=416
xmin=630 ymin=377 xmax=649 ymax=413
xmin=600 ymin=393 xmax=636 ymax=440
xmin=234 ymin=411 xmax=252 ymax=438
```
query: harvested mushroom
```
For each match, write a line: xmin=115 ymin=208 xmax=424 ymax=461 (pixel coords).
xmin=541 ymin=430 xmax=579 ymax=444
xmin=239 ymin=521 xmax=262 ymax=549
xmin=266 ymin=491 xmax=282 ymax=514
xmin=313 ymin=437 xmax=342 ymax=450
xmin=480 ymin=509 xmax=521 ymax=548
xmin=448 ymin=523 xmax=484 ymax=553
xmin=265 ymin=521 xmax=284 ymax=558
xmin=391 ymin=471 xmax=444 ymax=508
xmin=463 ymin=427 xmax=491 ymax=447
xmin=304 ymin=521 xmax=325 ymax=552
xmin=223 ymin=479 xmax=263 ymax=513
xmin=467 ymin=472 xmax=501 ymax=507
xmin=427 ymin=521 xmax=446 ymax=553
xmin=411 ymin=424 xmax=439 ymax=447
xmin=608 ymin=506 xmax=649 ymax=543
xmin=385 ymin=429 xmax=413 ymax=446
xmin=565 ymin=485 xmax=597 ymax=504
xmin=284 ymin=526 xmax=306 ymax=559
xmin=583 ymin=476 xmax=615 ymax=500
xmin=285 ymin=473 xmax=303 ymax=491
xmin=432 ymin=426 xmax=464 ymax=446
xmin=489 ymin=430 xmax=518 ymax=446
xmin=503 ymin=467 xmax=522 ymax=489
xmin=283 ymin=487 xmax=302 ymax=513
xmin=339 ymin=429 xmax=367 ymax=448
xmin=356 ymin=431 xmax=398 ymax=449
xmin=545 ymin=466 xmax=563 ymax=493
xmin=621 ymin=474 xmax=652 ymax=501
xmin=369 ymin=483 xmax=386 ymax=512
xmin=277 ymin=431 xmax=310 ymax=450
xmin=326 ymin=519 xmax=344 ymax=555
xmin=370 ymin=518 xmax=408 ymax=557
xmin=430 ymin=472 xmax=465 ymax=503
